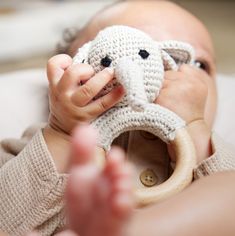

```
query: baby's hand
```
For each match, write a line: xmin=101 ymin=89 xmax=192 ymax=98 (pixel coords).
xmin=156 ymin=64 xmax=208 ymax=124
xmin=47 ymin=54 xmax=124 ymax=135
xmin=155 ymin=65 xmax=212 ymax=163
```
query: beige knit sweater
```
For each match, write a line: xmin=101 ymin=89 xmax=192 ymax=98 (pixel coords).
xmin=0 ymin=125 xmax=235 ymax=236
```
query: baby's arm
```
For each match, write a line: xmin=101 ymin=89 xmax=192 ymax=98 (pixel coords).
xmin=44 ymin=54 xmax=124 ymax=173
xmin=0 ymin=54 xmax=124 ymax=235
xmin=156 ymin=64 xmax=212 ymax=164
xmin=0 ymin=125 xmax=67 ymax=235
xmin=156 ymin=64 xmax=235 ymax=177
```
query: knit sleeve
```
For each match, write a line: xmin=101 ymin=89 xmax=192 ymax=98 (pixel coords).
xmin=0 ymin=130 xmax=67 ymax=236
xmin=194 ymin=133 xmax=235 ymax=179
xmin=0 ymin=123 xmax=46 ymax=168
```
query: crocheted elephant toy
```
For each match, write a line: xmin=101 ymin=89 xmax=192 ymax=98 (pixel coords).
xmin=73 ymin=25 xmax=197 ymax=206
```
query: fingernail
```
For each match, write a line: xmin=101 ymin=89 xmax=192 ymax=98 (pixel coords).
xmin=104 ymin=67 xmax=114 ymax=75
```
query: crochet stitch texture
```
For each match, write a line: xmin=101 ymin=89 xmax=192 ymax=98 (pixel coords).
xmin=73 ymin=25 xmax=195 ymax=150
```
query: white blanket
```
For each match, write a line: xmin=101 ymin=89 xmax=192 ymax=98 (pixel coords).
xmin=0 ymin=2 xmax=112 ymax=63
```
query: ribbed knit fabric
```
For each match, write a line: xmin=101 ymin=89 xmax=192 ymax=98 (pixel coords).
xmin=73 ymin=25 xmax=195 ymax=150
xmin=0 ymin=126 xmax=67 ymax=236
xmin=194 ymin=133 xmax=235 ymax=179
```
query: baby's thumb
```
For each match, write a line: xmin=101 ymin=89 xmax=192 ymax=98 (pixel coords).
xmin=47 ymin=54 xmax=72 ymax=86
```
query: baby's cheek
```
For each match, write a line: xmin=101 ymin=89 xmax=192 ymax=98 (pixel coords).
xmin=204 ymin=79 xmax=217 ymax=128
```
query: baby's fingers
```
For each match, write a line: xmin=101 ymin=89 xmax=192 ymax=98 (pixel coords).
xmin=57 ymin=64 xmax=95 ymax=94
xmin=47 ymin=54 xmax=73 ymax=87
xmin=71 ymin=68 xmax=114 ymax=107
xmin=85 ymin=85 xmax=125 ymax=117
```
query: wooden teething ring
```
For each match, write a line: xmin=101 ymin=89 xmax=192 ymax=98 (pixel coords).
xmin=135 ymin=127 xmax=196 ymax=207
xmin=95 ymin=127 xmax=196 ymax=207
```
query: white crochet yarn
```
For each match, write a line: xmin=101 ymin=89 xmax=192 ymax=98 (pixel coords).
xmin=73 ymin=25 xmax=195 ymax=150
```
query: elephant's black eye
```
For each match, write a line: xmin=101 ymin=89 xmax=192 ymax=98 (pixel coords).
xmin=139 ymin=49 xmax=150 ymax=59
xmin=101 ymin=56 xmax=112 ymax=67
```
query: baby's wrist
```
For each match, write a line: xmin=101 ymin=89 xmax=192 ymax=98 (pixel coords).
xmin=186 ymin=119 xmax=212 ymax=163
xmin=43 ymin=125 xmax=71 ymax=173
xmin=44 ymin=125 xmax=71 ymax=142
xmin=48 ymin=114 xmax=72 ymax=136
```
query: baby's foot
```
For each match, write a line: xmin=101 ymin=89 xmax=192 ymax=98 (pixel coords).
xmin=66 ymin=125 xmax=133 ymax=236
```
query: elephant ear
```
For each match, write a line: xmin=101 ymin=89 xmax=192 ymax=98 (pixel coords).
xmin=159 ymin=40 xmax=195 ymax=70
xmin=73 ymin=41 xmax=92 ymax=64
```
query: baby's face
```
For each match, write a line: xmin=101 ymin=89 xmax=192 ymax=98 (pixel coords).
xmin=69 ymin=1 xmax=217 ymax=128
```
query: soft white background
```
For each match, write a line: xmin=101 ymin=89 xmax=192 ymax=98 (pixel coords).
xmin=0 ymin=1 xmax=113 ymax=72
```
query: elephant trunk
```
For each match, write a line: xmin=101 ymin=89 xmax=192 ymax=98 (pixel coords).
xmin=115 ymin=57 xmax=148 ymax=112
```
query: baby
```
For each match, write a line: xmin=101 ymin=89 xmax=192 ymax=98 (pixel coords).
xmin=0 ymin=1 xmax=235 ymax=236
